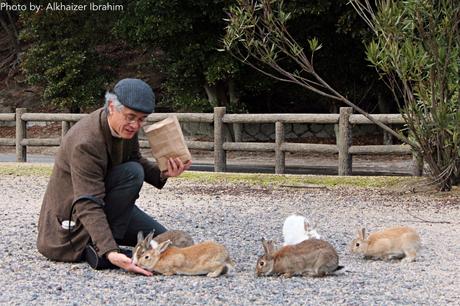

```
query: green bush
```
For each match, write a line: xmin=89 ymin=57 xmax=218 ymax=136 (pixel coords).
xmin=19 ymin=7 xmax=116 ymax=112
xmin=352 ymin=0 xmax=460 ymax=190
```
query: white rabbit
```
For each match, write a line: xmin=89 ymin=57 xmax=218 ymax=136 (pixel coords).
xmin=283 ymin=214 xmax=321 ymax=246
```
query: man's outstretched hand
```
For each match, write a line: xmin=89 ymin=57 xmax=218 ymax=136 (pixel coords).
xmin=163 ymin=157 xmax=192 ymax=178
xmin=106 ymin=251 xmax=152 ymax=276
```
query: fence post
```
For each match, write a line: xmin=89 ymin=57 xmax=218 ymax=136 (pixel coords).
xmin=61 ymin=121 xmax=70 ymax=139
xmin=275 ymin=121 xmax=285 ymax=174
xmin=15 ymin=108 xmax=27 ymax=162
xmin=214 ymin=107 xmax=226 ymax=172
xmin=338 ymin=107 xmax=352 ymax=175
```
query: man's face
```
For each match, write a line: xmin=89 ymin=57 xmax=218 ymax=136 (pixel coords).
xmin=108 ymin=102 xmax=148 ymax=139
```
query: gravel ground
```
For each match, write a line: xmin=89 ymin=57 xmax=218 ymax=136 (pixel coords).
xmin=0 ymin=174 xmax=459 ymax=305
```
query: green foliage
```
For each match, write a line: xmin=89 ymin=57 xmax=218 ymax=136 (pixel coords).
xmin=21 ymin=40 xmax=109 ymax=111
xmin=15 ymin=0 xmax=391 ymax=115
xmin=115 ymin=0 xmax=384 ymax=113
xmin=224 ymin=0 xmax=399 ymax=114
xmin=351 ymin=0 xmax=460 ymax=190
xmin=115 ymin=0 xmax=244 ymax=112
xmin=19 ymin=1 xmax=118 ymax=112
xmin=308 ymin=38 xmax=322 ymax=53
xmin=223 ymin=0 xmax=406 ymax=142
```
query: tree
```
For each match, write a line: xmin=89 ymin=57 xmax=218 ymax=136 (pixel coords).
xmin=350 ymin=0 xmax=460 ymax=190
xmin=234 ymin=0 xmax=398 ymax=115
xmin=0 ymin=4 xmax=20 ymax=79
xmin=115 ymin=0 xmax=244 ymax=112
xmin=19 ymin=1 xmax=119 ymax=112
xmin=223 ymin=0 xmax=410 ymax=142
xmin=115 ymin=0 xmax=394 ymax=114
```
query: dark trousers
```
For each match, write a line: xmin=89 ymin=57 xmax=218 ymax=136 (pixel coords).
xmin=103 ymin=161 xmax=167 ymax=246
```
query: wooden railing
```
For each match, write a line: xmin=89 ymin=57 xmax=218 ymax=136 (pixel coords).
xmin=0 ymin=107 xmax=423 ymax=176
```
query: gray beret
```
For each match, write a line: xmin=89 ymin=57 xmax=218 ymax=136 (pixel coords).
xmin=113 ymin=78 xmax=155 ymax=114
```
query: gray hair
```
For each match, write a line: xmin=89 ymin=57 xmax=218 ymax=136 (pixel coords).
xmin=104 ymin=92 xmax=124 ymax=113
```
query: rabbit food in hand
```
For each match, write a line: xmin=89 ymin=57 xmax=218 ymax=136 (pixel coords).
xmin=132 ymin=230 xmax=194 ymax=265
xmin=283 ymin=214 xmax=321 ymax=246
xmin=256 ymin=238 xmax=343 ymax=278
xmin=136 ymin=236 xmax=234 ymax=277
xmin=350 ymin=226 xmax=421 ymax=262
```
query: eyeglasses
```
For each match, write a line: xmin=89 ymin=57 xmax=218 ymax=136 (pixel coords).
xmin=121 ymin=112 xmax=147 ymax=126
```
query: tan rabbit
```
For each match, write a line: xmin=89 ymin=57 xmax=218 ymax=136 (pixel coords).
xmin=136 ymin=236 xmax=234 ymax=277
xmin=255 ymin=238 xmax=343 ymax=277
xmin=350 ymin=226 xmax=421 ymax=262
xmin=132 ymin=230 xmax=194 ymax=265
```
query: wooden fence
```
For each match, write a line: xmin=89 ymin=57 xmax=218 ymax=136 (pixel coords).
xmin=0 ymin=107 xmax=423 ymax=176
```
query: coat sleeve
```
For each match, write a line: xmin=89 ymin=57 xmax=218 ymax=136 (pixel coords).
xmin=70 ymin=142 xmax=119 ymax=257
xmin=130 ymin=136 xmax=167 ymax=189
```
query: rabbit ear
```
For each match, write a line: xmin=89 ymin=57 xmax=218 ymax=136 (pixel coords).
xmin=304 ymin=220 xmax=311 ymax=231
xmin=137 ymin=231 xmax=144 ymax=244
xmin=150 ymin=239 xmax=159 ymax=249
xmin=157 ymin=240 xmax=172 ymax=254
xmin=146 ymin=231 xmax=154 ymax=241
xmin=261 ymin=238 xmax=275 ymax=256
xmin=145 ymin=231 xmax=155 ymax=247
xmin=358 ymin=228 xmax=366 ymax=239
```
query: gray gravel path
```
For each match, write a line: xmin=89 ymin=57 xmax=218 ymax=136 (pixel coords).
xmin=0 ymin=174 xmax=459 ymax=305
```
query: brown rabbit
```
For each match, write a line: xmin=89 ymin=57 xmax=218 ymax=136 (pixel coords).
xmin=136 ymin=237 xmax=234 ymax=277
xmin=255 ymin=238 xmax=343 ymax=277
xmin=350 ymin=226 xmax=421 ymax=262
xmin=132 ymin=230 xmax=194 ymax=265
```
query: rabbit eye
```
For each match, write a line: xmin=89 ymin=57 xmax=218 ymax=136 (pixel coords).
xmin=259 ymin=261 xmax=265 ymax=266
xmin=355 ymin=243 xmax=360 ymax=247
xmin=144 ymin=255 xmax=150 ymax=259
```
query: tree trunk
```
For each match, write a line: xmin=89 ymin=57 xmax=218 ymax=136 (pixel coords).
xmin=378 ymin=93 xmax=393 ymax=145
xmin=330 ymin=102 xmax=340 ymax=145
xmin=0 ymin=14 xmax=19 ymax=53
xmin=204 ymin=84 xmax=218 ymax=107
xmin=6 ymin=11 xmax=18 ymax=39
xmin=205 ymin=81 xmax=229 ymax=107
xmin=228 ymin=79 xmax=239 ymax=106
xmin=69 ymin=104 xmax=81 ymax=114
xmin=0 ymin=13 xmax=20 ymax=74
xmin=215 ymin=81 xmax=228 ymax=107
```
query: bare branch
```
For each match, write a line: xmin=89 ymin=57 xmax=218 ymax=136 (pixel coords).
xmin=225 ymin=0 xmax=412 ymax=144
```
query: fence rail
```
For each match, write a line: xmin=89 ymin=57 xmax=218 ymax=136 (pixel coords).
xmin=0 ymin=107 xmax=422 ymax=176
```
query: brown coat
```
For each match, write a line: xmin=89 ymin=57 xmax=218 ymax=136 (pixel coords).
xmin=37 ymin=108 xmax=166 ymax=262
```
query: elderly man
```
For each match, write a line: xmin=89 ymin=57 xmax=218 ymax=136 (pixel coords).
xmin=37 ymin=78 xmax=191 ymax=275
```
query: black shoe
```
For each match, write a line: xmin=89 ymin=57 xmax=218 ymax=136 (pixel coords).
xmin=84 ymin=244 xmax=117 ymax=270
xmin=84 ymin=244 xmax=133 ymax=270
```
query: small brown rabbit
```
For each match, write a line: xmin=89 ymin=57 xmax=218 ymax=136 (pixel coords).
xmin=255 ymin=238 xmax=343 ymax=277
xmin=154 ymin=230 xmax=195 ymax=248
xmin=132 ymin=230 xmax=194 ymax=265
xmin=136 ymin=237 xmax=234 ymax=277
xmin=350 ymin=226 xmax=421 ymax=262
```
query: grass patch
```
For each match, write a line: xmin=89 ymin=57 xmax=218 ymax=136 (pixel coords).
xmin=0 ymin=163 xmax=53 ymax=177
xmin=178 ymin=171 xmax=421 ymax=189
xmin=0 ymin=163 xmax=424 ymax=189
